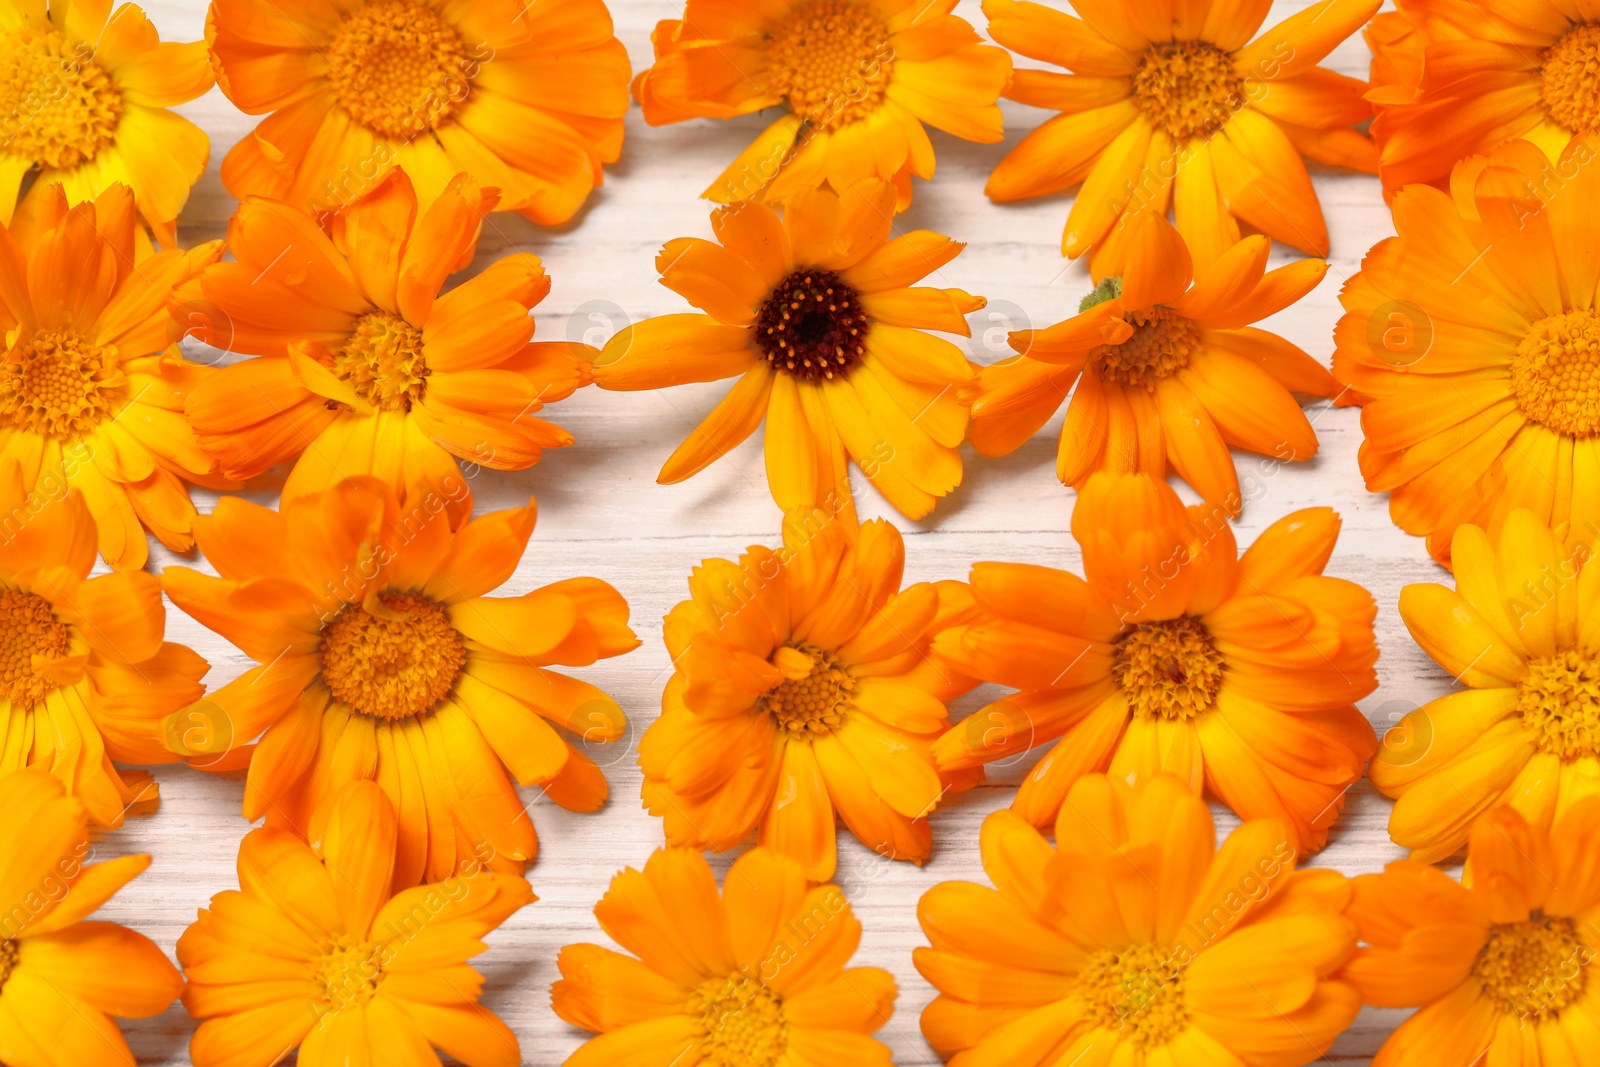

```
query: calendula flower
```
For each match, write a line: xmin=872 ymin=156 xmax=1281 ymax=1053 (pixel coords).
xmin=632 ymin=0 xmax=1009 ymax=209
xmin=553 ymin=846 xmax=895 ymax=1066
xmin=984 ymin=0 xmax=1379 ymax=273
xmin=207 ymin=0 xmax=629 ymax=222
xmin=0 ymin=460 xmax=206 ymax=826
xmin=181 ymin=780 xmax=534 ymax=1067
xmin=161 ymin=477 xmax=638 ymax=886
xmin=0 ymin=182 xmax=224 ymax=569
xmin=1332 ymin=138 xmax=1600 ymax=566
xmin=918 ymin=772 xmax=1360 ymax=1065
xmin=594 ymin=180 xmax=980 ymax=522
xmin=0 ymin=0 xmax=211 ymax=243
xmin=0 ymin=769 xmax=183 ymax=1066
xmin=641 ymin=509 xmax=979 ymax=881
xmin=181 ymin=168 xmax=590 ymax=524
xmin=932 ymin=472 xmax=1378 ymax=852
xmin=972 ymin=213 xmax=1335 ymax=514
xmin=1344 ymin=799 xmax=1600 ymax=1063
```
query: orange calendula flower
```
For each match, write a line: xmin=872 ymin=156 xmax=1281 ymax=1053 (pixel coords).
xmin=632 ymin=0 xmax=1010 ymax=209
xmin=181 ymin=168 xmax=590 ymax=523
xmin=0 ymin=183 xmax=225 ymax=569
xmin=1371 ymin=509 xmax=1600 ymax=864
xmin=181 ymin=780 xmax=534 ymax=1067
xmin=1332 ymin=138 xmax=1600 ymax=567
xmin=932 ymin=472 xmax=1378 ymax=852
xmin=918 ymin=772 xmax=1360 ymax=1065
xmin=1343 ymin=800 xmax=1600 ymax=1063
xmin=984 ymin=0 xmax=1379 ymax=273
xmin=0 ymin=461 xmax=206 ymax=827
xmin=0 ymin=0 xmax=211 ymax=243
xmin=161 ymin=477 xmax=638 ymax=887
xmin=0 ymin=770 xmax=184 ymax=1066
xmin=972 ymin=214 xmax=1336 ymax=514
xmin=641 ymin=510 xmax=979 ymax=881
xmin=594 ymin=180 xmax=981 ymax=522
xmin=207 ymin=0 xmax=629 ymax=223
xmin=553 ymin=846 xmax=895 ymax=1066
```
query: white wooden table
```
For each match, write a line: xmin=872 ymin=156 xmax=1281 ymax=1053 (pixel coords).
xmin=100 ymin=2 xmax=1426 ymax=1062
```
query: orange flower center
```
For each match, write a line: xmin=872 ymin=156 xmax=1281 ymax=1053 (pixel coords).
xmin=1091 ymin=305 xmax=1202 ymax=391
xmin=315 ymin=935 xmax=386 ymax=1010
xmin=755 ymin=269 xmax=869 ymax=382
xmin=326 ymin=0 xmax=471 ymax=138
xmin=0 ymin=29 xmax=121 ymax=169
xmin=1512 ymin=310 xmax=1600 ymax=437
xmin=760 ymin=644 xmax=853 ymax=737
xmin=320 ymin=591 xmax=466 ymax=720
xmin=1076 ymin=943 xmax=1189 ymax=1047
xmin=687 ymin=974 xmax=788 ymax=1066
xmin=0 ymin=329 xmax=121 ymax=440
xmin=0 ymin=590 xmax=72 ymax=709
xmin=1542 ymin=22 xmax=1600 ymax=133
xmin=1131 ymin=40 xmax=1245 ymax=141
xmin=1113 ymin=616 xmax=1224 ymax=721
xmin=334 ymin=311 xmax=430 ymax=412
xmin=1473 ymin=915 xmax=1587 ymax=1017
xmin=1518 ymin=650 xmax=1600 ymax=759
xmin=765 ymin=0 xmax=893 ymax=130
xmin=0 ymin=939 xmax=16 ymax=991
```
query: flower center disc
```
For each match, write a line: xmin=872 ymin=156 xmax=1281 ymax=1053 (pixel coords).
xmin=1542 ymin=23 xmax=1600 ymax=133
xmin=1518 ymin=650 xmax=1600 ymax=759
xmin=1092 ymin=306 xmax=1202 ymax=390
xmin=0 ymin=30 xmax=122 ymax=168
xmin=316 ymin=935 xmax=386 ymax=1010
xmin=754 ymin=269 xmax=869 ymax=382
xmin=1077 ymin=943 xmax=1189 ymax=1047
xmin=334 ymin=311 xmax=430 ymax=411
xmin=765 ymin=0 xmax=893 ymax=129
xmin=1512 ymin=310 xmax=1600 ymax=437
xmin=327 ymin=0 xmax=470 ymax=138
xmin=1473 ymin=915 xmax=1587 ymax=1016
xmin=0 ymin=940 xmax=16 ymax=992
xmin=0 ymin=329 xmax=121 ymax=439
xmin=1114 ymin=616 xmax=1225 ymax=721
xmin=320 ymin=591 xmax=466 ymax=720
xmin=688 ymin=974 xmax=788 ymax=1067
xmin=0 ymin=590 xmax=72 ymax=708
xmin=761 ymin=644 xmax=853 ymax=736
xmin=1131 ymin=40 xmax=1245 ymax=141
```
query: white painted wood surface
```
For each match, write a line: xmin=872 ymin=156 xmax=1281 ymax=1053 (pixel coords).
xmin=91 ymin=1 xmax=1432 ymax=1062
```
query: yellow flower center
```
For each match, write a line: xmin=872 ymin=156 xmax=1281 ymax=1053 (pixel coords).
xmin=1076 ymin=943 xmax=1189 ymax=1047
xmin=754 ymin=270 xmax=869 ymax=382
xmin=0 ymin=939 xmax=17 ymax=991
xmin=1114 ymin=616 xmax=1225 ymax=721
xmin=326 ymin=0 xmax=470 ymax=138
xmin=0 ymin=29 xmax=122 ymax=169
xmin=1131 ymin=40 xmax=1245 ymax=141
xmin=1512 ymin=310 xmax=1600 ymax=437
xmin=1518 ymin=650 xmax=1600 ymax=759
xmin=333 ymin=311 xmax=430 ymax=412
xmin=1542 ymin=22 xmax=1600 ymax=133
xmin=1091 ymin=306 xmax=1202 ymax=391
xmin=688 ymin=974 xmax=788 ymax=1067
xmin=0 ymin=590 xmax=72 ymax=709
xmin=0 ymin=329 xmax=121 ymax=440
xmin=1473 ymin=915 xmax=1587 ymax=1017
xmin=320 ymin=591 xmax=466 ymax=720
xmin=315 ymin=936 xmax=386 ymax=1010
xmin=760 ymin=644 xmax=853 ymax=737
xmin=765 ymin=0 xmax=893 ymax=130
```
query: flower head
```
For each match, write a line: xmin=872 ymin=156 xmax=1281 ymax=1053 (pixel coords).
xmin=553 ymin=845 xmax=895 ymax=1066
xmin=932 ymin=472 xmax=1378 ymax=852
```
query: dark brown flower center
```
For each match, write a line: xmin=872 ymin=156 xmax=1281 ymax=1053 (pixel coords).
xmin=754 ymin=270 xmax=869 ymax=382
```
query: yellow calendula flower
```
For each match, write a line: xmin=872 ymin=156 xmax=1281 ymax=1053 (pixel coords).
xmin=632 ymin=0 xmax=1010 ymax=209
xmin=0 ymin=769 xmax=183 ymax=1067
xmin=161 ymin=477 xmax=638 ymax=887
xmin=553 ymin=846 xmax=896 ymax=1066
xmin=1343 ymin=800 xmax=1600 ymax=1064
xmin=918 ymin=772 xmax=1360 ymax=1065
xmin=207 ymin=0 xmax=630 ymax=222
xmin=181 ymin=780 xmax=534 ymax=1067
xmin=0 ymin=0 xmax=211 ymax=244
xmin=594 ymin=180 xmax=981 ymax=522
